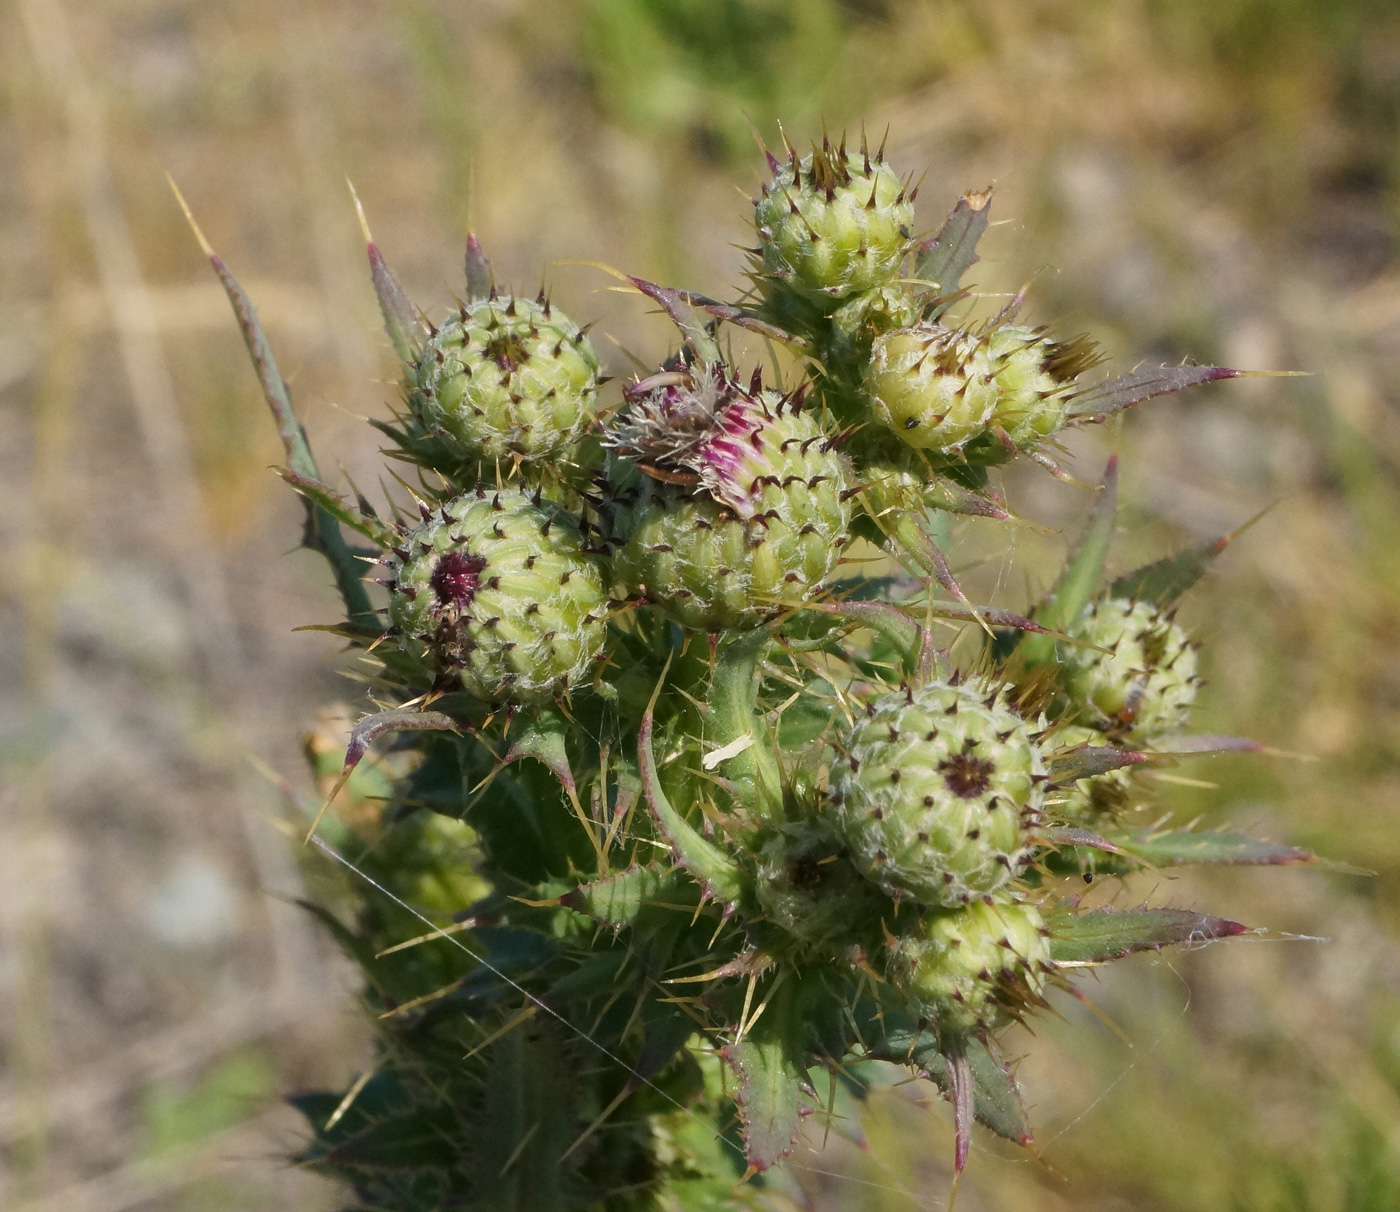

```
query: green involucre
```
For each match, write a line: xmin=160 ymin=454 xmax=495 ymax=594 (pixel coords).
xmin=1059 ymin=598 xmax=1199 ymax=737
xmin=894 ymin=899 xmax=1050 ymax=1031
xmin=604 ymin=408 xmax=853 ymax=630
xmin=407 ymin=295 xmax=600 ymax=468
xmin=387 ymin=489 xmax=608 ymax=703
xmin=755 ymin=147 xmax=913 ymax=302
xmin=829 ymin=680 xmax=1045 ymax=908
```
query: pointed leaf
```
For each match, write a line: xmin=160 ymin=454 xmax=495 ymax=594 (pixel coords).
xmin=367 ymin=241 xmax=426 ymax=364
xmin=914 ymin=187 xmax=993 ymax=314
xmin=628 ymin=277 xmax=722 ymax=365
xmin=561 ymin=863 xmax=692 ymax=927
xmin=344 ymin=708 xmax=462 ymax=773
xmin=872 ymin=1025 xmax=1033 ymax=1147
xmin=1100 ymin=827 xmax=1314 ymax=868
xmin=504 ymin=704 xmax=579 ymax=802
xmin=672 ymin=288 xmax=805 ymax=348
xmin=1069 ymin=365 xmax=1240 ymax=425
xmin=197 ymin=240 xmax=374 ymax=624
xmin=804 ymin=600 xmax=925 ymax=676
xmin=947 ymin=1049 xmax=974 ymax=1173
xmin=1048 ymin=745 xmax=1147 ymax=784
xmin=722 ymin=1024 xmax=809 ymax=1171
xmin=465 ymin=232 xmax=492 ymax=302
xmin=639 ymin=698 xmax=746 ymax=905
xmin=1019 ymin=454 xmax=1118 ymax=666
xmin=278 ymin=468 xmax=396 ymax=545
xmin=1047 ymin=906 xmax=1247 ymax=965
xmin=320 ymin=1107 xmax=460 ymax=1169
xmin=1108 ymin=523 xmax=1251 ymax=606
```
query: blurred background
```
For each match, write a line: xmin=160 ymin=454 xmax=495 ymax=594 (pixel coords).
xmin=2 ymin=0 xmax=1399 ymax=1208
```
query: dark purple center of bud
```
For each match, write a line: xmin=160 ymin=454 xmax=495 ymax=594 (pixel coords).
xmin=429 ymin=550 xmax=488 ymax=613
xmin=938 ymin=753 xmax=995 ymax=799
xmin=484 ymin=332 xmax=529 ymax=373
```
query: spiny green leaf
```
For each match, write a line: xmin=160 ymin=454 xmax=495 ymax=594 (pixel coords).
xmin=722 ymin=1016 xmax=809 ymax=1171
xmin=914 ymin=187 xmax=993 ymax=315
xmin=1068 ymin=365 xmax=1240 ymax=425
xmin=1098 ymin=827 xmax=1314 ymax=868
xmin=561 ymin=863 xmax=693 ymax=928
xmin=1047 ymin=906 xmax=1247 ymax=965
xmin=504 ymin=704 xmax=579 ymax=802
xmin=1019 ymin=454 xmax=1118 ymax=666
xmin=368 ymin=244 xmax=426 ymax=365
xmin=868 ymin=1023 xmax=1032 ymax=1147
xmin=278 ymin=467 xmax=396 ymax=546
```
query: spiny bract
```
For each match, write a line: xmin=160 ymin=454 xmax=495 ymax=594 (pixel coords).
xmin=829 ymin=680 xmax=1045 ymax=908
xmin=893 ymin=899 xmax=1050 ymax=1032
xmin=1059 ymin=597 xmax=1200 ymax=738
xmin=387 ymin=489 xmax=608 ymax=703
xmin=406 ymin=294 xmax=600 ymax=470
xmin=866 ymin=322 xmax=1100 ymax=456
xmin=754 ymin=139 xmax=914 ymax=303
xmin=604 ymin=362 xmax=853 ymax=629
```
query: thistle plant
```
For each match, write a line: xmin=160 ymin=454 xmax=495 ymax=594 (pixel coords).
xmin=181 ymin=126 xmax=1316 ymax=1210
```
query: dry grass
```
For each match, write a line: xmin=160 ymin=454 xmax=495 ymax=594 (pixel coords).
xmin=1 ymin=0 xmax=1397 ymax=1208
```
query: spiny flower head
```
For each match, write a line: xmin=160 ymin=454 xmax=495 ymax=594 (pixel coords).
xmin=866 ymin=320 xmax=1102 ymax=456
xmin=1059 ymin=598 xmax=1200 ymax=738
xmin=406 ymin=293 xmax=600 ymax=470
xmin=892 ymin=899 xmax=1051 ymax=1032
xmin=754 ymin=133 xmax=915 ymax=304
xmin=602 ymin=356 xmax=854 ymax=629
xmin=829 ymin=679 xmax=1045 ymax=908
xmin=386 ymin=488 xmax=608 ymax=703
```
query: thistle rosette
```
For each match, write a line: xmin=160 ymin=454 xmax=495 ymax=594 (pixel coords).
xmin=386 ymin=489 xmax=608 ymax=704
xmin=754 ymin=137 xmax=915 ymax=307
xmin=891 ymin=899 xmax=1051 ymax=1032
xmin=1058 ymin=598 xmax=1200 ymax=739
xmin=865 ymin=321 xmax=1102 ymax=458
xmin=829 ymin=680 xmax=1045 ymax=908
xmin=405 ymin=294 xmax=600 ymax=472
xmin=603 ymin=357 xmax=854 ymax=629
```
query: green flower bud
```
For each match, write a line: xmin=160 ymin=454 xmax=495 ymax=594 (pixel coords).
xmin=754 ymin=142 xmax=914 ymax=303
xmin=387 ymin=489 xmax=608 ymax=704
xmin=829 ymin=681 xmax=1045 ymax=908
xmin=893 ymin=900 xmax=1050 ymax=1031
xmin=406 ymin=295 xmax=600 ymax=470
xmin=866 ymin=323 xmax=1099 ymax=455
xmin=603 ymin=361 xmax=853 ymax=630
xmin=1059 ymin=599 xmax=1200 ymax=738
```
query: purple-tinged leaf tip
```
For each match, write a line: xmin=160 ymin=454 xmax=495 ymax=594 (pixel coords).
xmin=368 ymin=242 xmax=426 ymax=364
xmin=1048 ymin=906 xmax=1248 ymax=965
xmin=1069 ymin=365 xmax=1240 ymax=425
xmin=1101 ymin=827 xmax=1314 ymax=868
xmin=465 ymin=232 xmax=492 ymax=303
